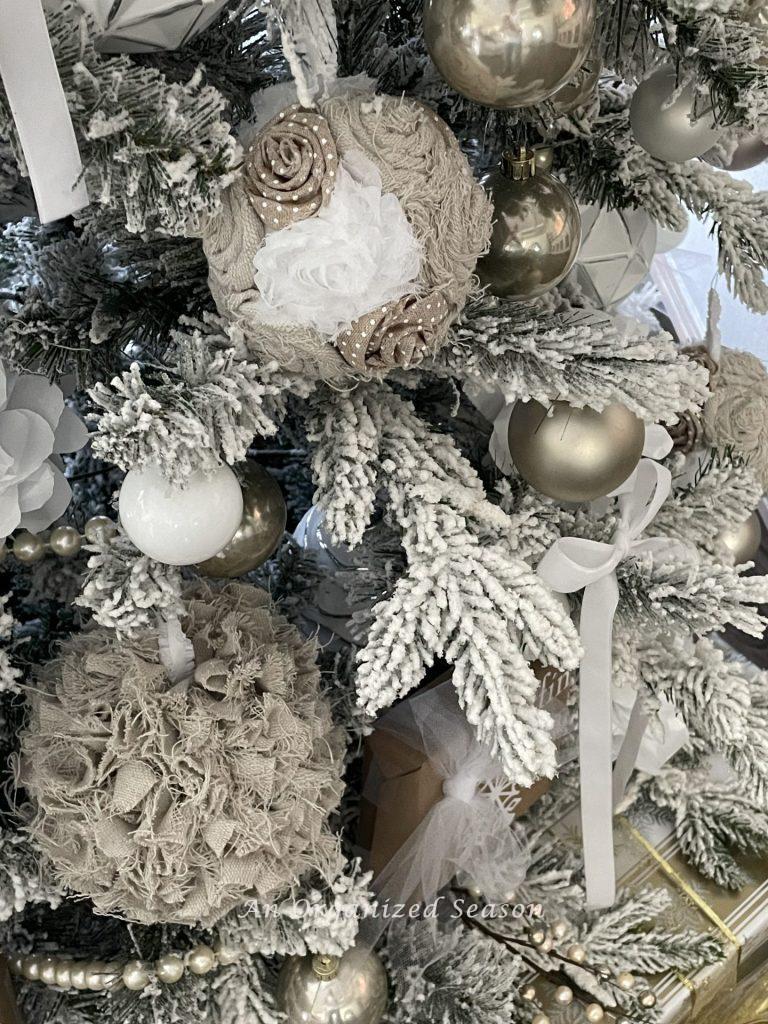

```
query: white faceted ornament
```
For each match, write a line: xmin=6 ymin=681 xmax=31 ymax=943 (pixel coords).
xmin=119 ymin=464 xmax=243 ymax=565
xmin=73 ymin=0 xmax=230 ymax=52
xmin=574 ymin=204 xmax=657 ymax=308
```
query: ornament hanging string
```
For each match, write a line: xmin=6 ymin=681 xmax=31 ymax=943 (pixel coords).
xmin=538 ymin=435 xmax=691 ymax=908
xmin=0 ymin=0 xmax=89 ymax=223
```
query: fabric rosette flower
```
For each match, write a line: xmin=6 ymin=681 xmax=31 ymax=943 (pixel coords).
xmin=0 ymin=364 xmax=88 ymax=538
xmin=703 ymin=348 xmax=768 ymax=488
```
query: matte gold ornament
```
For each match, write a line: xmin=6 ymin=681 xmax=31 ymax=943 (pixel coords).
xmin=507 ymin=400 xmax=645 ymax=502
xmin=277 ymin=949 xmax=388 ymax=1024
xmin=196 ymin=462 xmax=287 ymax=578
xmin=423 ymin=0 xmax=596 ymax=108
xmin=477 ymin=150 xmax=581 ymax=301
xmin=630 ymin=66 xmax=723 ymax=163
xmin=718 ymin=511 xmax=762 ymax=564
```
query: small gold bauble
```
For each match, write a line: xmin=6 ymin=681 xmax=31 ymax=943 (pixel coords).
xmin=522 ymin=985 xmax=537 ymax=1000
xmin=13 ymin=531 xmax=45 ymax=564
xmin=84 ymin=515 xmax=118 ymax=545
xmin=554 ymin=985 xmax=574 ymax=1005
xmin=54 ymin=961 xmax=74 ymax=989
xmin=213 ymin=942 xmax=241 ymax=966
xmin=531 ymin=1014 xmax=551 ymax=1024
xmin=187 ymin=945 xmax=217 ymax=976
xmin=551 ymin=920 xmax=568 ymax=940
xmin=39 ymin=959 xmax=57 ymax=986
xmin=616 ymin=971 xmax=636 ymax=990
xmin=478 ymin=152 xmax=581 ymax=301
xmin=21 ymin=957 xmax=41 ymax=981
xmin=533 ymin=146 xmax=555 ymax=173
xmin=70 ymin=965 xmax=89 ymax=990
xmin=585 ymin=1004 xmax=605 ymax=1022
xmin=49 ymin=525 xmax=82 ymax=558
xmin=122 ymin=960 xmax=151 ymax=991
xmin=423 ymin=0 xmax=596 ymax=108
xmin=156 ymin=954 xmax=185 ymax=985
xmin=566 ymin=943 xmax=587 ymax=963
xmin=507 ymin=399 xmax=645 ymax=502
xmin=718 ymin=511 xmax=762 ymax=564
xmin=277 ymin=947 xmax=388 ymax=1024
xmin=530 ymin=928 xmax=547 ymax=945
xmin=196 ymin=462 xmax=287 ymax=578
xmin=639 ymin=989 xmax=657 ymax=1008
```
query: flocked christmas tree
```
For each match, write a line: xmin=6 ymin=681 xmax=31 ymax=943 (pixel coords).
xmin=1 ymin=0 xmax=768 ymax=1022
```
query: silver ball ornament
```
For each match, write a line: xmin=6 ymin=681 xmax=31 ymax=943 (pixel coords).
xmin=507 ymin=400 xmax=645 ymax=502
xmin=478 ymin=151 xmax=581 ymax=301
xmin=49 ymin=525 xmax=82 ymax=558
xmin=277 ymin=948 xmax=388 ymax=1024
xmin=196 ymin=462 xmax=287 ymax=578
xmin=423 ymin=0 xmax=596 ymax=108
xmin=630 ymin=66 xmax=723 ymax=162
xmin=703 ymin=134 xmax=768 ymax=170
xmin=122 ymin=960 xmax=151 ymax=991
xmin=84 ymin=515 xmax=118 ymax=545
xmin=13 ymin=532 xmax=45 ymax=564
xmin=187 ymin=945 xmax=217 ymax=976
xmin=156 ymin=954 xmax=185 ymax=985
xmin=718 ymin=511 xmax=762 ymax=564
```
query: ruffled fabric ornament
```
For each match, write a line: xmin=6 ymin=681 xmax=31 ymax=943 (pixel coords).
xmin=252 ymin=150 xmax=422 ymax=338
xmin=18 ymin=583 xmax=345 ymax=927
xmin=0 ymin=364 xmax=88 ymax=539
xmin=702 ymin=347 xmax=768 ymax=489
xmin=202 ymin=93 xmax=492 ymax=382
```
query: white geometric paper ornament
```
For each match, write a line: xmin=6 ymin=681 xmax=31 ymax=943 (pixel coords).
xmin=573 ymin=204 xmax=657 ymax=309
xmin=73 ymin=0 xmax=230 ymax=53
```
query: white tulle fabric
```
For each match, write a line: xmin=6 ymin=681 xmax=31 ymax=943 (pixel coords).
xmin=252 ymin=149 xmax=422 ymax=336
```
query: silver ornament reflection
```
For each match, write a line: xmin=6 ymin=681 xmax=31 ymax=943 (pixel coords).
xmin=630 ymin=66 xmax=723 ymax=163
xmin=196 ymin=462 xmax=287 ymax=578
xmin=477 ymin=151 xmax=581 ymax=301
xmin=507 ymin=399 xmax=645 ymax=502
xmin=574 ymin=204 xmax=657 ymax=308
xmin=551 ymin=55 xmax=601 ymax=114
xmin=718 ymin=511 xmax=762 ymax=564
xmin=703 ymin=134 xmax=768 ymax=171
xmin=423 ymin=0 xmax=597 ymax=108
xmin=277 ymin=949 xmax=388 ymax=1024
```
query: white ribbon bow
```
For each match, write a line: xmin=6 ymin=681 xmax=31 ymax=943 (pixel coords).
xmin=538 ymin=453 xmax=688 ymax=907
xmin=361 ymin=681 xmax=530 ymax=945
xmin=0 ymin=0 xmax=89 ymax=223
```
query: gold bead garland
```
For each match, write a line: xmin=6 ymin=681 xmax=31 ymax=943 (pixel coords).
xmin=2 ymin=516 xmax=117 ymax=565
xmin=9 ymin=941 xmax=241 ymax=994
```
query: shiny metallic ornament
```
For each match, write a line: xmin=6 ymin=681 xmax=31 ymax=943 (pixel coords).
xmin=574 ymin=204 xmax=657 ymax=309
xmin=507 ymin=399 xmax=645 ymax=502
xmin=49 ymin=525 xmax=82 ymax=558
xmin=156 ymin=954 xmax=185 ymax=985
xmin=718 ymin=511 xmax=762 ymax=564
xmin=478 ymin=150 xmax=581 ymax=301
xmin=639 ymin=989 xmax=657 ymax=1008
xmin=84 ymin=515 xmax=118 ymax=545
xmin=703 ymin=134 xmax=768 ymax=171
xmin=630 ymin=66 xmax=723 ymax=162
xmin=423 ymin=0 xmax=596 ymax=108
xmin=551 ymin=55 xmax=601 ymax=113
xmin=277 ymin=948 xmax=388 ymax=1024
xmin=13 ymin=531 xmax=45 ymax=564
xmin=196 ymin=462 xmax=286 ymax=578
xmin=533 ymin=146 xmax=554 ymax=173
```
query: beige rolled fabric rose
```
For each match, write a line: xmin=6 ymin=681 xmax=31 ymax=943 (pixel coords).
xmin=702 ymin=348 xmax=768 ymax=489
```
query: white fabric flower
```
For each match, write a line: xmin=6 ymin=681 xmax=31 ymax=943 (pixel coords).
xmin=252 ymin=150 xmax=422 ymax=336
xmin=0 ymin=365 xmax=88 ymax=539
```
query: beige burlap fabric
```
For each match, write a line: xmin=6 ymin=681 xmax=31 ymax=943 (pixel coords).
xmin=202 ymin=94 xmax=492 ymax=383
xmin=702 ymin=347 xmax=768 ymax=488
xmin=18 ymin=584 xmax=345 ymax=927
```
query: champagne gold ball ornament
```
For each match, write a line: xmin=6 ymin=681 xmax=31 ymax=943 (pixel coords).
xmin=196 ymin=462 xmax=287 ymax=578
xmin=423 ymin=0 xmax=596 ymax=108
xmin=507 ymin=399 xmax=645 ymax=502
xmin=477 ymin=149 xmax=581 ymax=301
xmin=718 ymin=511 xmax=762 ymax=564
xmin=703 ymin=134 xmax=768 ymax=171
xmin=277 ymin=948 xmax=388 ymax=1024
xmin=630 ymin=66 xmax=723 ymax=163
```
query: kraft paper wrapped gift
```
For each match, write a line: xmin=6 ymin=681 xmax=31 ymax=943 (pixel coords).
xmin=359 ymin=665 xmax=574 ymax=877
xmin=538 ymin=811 xmax=768 ymax=1024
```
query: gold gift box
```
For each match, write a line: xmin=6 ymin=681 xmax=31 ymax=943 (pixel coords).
xmin=539 ymin=812 xmax=768 ymax=1023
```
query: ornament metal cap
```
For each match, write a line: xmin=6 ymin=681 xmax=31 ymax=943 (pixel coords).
xmin=501 ymin=147 xmax=537 ymax=180
xmin=311 ymin=954 xmax=340 ymax=981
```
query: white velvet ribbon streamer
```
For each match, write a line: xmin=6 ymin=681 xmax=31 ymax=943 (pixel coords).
xmin=360 ymin=681 xmax=530 ymax=945
xmin=538 ymin=454 xmax=689 ymax=907
xmin=0 ymin=0 xmax=89 ymax=223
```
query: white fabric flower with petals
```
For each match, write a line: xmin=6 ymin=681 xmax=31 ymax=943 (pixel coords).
xmin=0 ymin=365 xmax=88 ymax=539
xmin=252 ymin=150 xmax=422 ymax=336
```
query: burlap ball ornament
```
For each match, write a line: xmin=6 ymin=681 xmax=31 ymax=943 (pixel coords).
xmin=202 ymin=95 xmax=492 ymax=382
xmin=702 ymin=347 xmax=768 ymax=489
xmin=18 ymin=583 xmax=345 ymax=927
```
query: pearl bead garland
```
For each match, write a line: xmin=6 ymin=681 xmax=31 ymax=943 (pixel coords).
xmin=9 ymin=942 xmax=241 ymax=993
xmin=3 ymin=516 xmax=118 ymax=564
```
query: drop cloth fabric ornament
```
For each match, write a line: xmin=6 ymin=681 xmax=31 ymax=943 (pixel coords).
xmin=702 ymin=347 xmax=768 ymax=490
xmin=72 ymin=0 xmax=231 ymax=53
xmin=202 ymin=95 xmax=492 ymax=383
xmin=19 ymin=583 xmax=345 ymax=926
xmin=0 ymin=364 xmax=88 ymax=539
xmin=574 ymin=204 xmax=657 ymax=309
